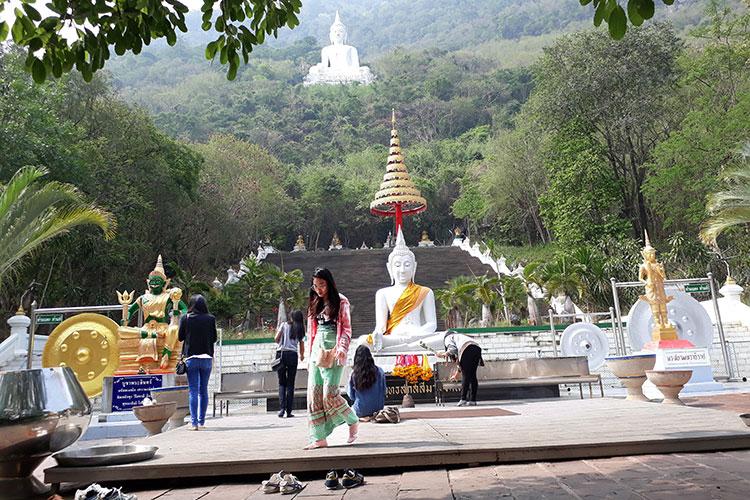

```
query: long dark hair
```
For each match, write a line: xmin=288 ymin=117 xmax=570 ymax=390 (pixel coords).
xmin=308 ymin=267 xmax=340 ymax=320
xmin=188 ymin=294 xmax=209 ymax=314
xmin=289 ymin=309 xmax=305 ymax=341
xmin=352 ymin=345 xmax=378 ymax=391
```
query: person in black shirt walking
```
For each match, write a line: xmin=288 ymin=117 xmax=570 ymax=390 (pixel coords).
xmin=178 ymin=294 xmax=217 ymax=430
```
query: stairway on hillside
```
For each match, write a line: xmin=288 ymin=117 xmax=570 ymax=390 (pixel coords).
xmin=266 ymin=247 xmax=495 ymax=336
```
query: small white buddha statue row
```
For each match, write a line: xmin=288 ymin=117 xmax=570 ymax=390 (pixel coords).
xmin=304 ymin=11 xmax=375 ymax=86
xmin=359 ymin=228 xmax=444 ymax=353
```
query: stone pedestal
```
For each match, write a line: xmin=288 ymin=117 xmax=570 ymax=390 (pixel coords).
xmin=606 ymin=354 xmax=656 ymax=401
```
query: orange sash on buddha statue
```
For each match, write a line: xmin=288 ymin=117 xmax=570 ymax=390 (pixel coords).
xmin=385 ymin=282 xmax=430 ymax=334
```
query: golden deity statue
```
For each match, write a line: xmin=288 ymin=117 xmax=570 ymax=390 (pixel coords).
xmin=329 ymin=232 xmax=343 ymax=250
xmin=116 ymin=255 xmax=187 ymax=373
xmin=638 ymin=232 xmax=678 ymax=342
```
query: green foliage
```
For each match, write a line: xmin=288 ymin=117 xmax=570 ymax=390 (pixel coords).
xmin=0 ymin=166 xmax=114 ymax=288
xmin=538 ymin=125 xmax=629 ymax=245
xmin=0 ymin=0 xmax=302 ymax=82
xmin=218 ymin=258 xmax=305 ymax=328
xmin=701 ymin=155 xmax=750 ymax=247
xmin=499 ymin=275 xmax=528 ymax=316
xmin=0 ymin=48 xmax=201 ymax=311
xmin=644 ymin=2 xmax=750 ymax=234
xmin=580 ymin=0 xmax=675 ymax=39
xmin=529 ymin=23 xmax=682 ymax=238
xmin=475 ymin=119 xmax=550 ymax=245
xmin=435 ymin=275 xmax=475 ymax=328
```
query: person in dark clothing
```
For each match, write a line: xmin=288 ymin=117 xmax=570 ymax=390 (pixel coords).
xmin=436 ymin=331 xmax=483 ymax=406
xmin=178 ymin=294 xmax=217 ymax=430
xmin=275 ymin=309 xmax=306 ymax=418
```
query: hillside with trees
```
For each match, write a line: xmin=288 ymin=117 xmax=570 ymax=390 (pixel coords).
xmin=1 ymin=0 xmax=748 ymax=331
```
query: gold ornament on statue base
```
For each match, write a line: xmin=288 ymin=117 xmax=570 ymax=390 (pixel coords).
xmin=42 ymin=313 xmax=120 ymax=398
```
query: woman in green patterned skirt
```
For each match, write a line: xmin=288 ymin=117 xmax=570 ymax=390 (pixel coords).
xmin=304 ymin=267 xmax=359 ymax=450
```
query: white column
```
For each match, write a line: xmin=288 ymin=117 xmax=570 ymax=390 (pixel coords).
xmin=7 ymin=312 xmax=31 ymax=338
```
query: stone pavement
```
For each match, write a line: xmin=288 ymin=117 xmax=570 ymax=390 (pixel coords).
xmin=50 ymin=391 xmax=750 ymax=499
xmin=63 ymin=449 xmax=750 ymax=499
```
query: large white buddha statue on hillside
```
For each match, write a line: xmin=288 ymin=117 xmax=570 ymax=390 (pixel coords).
xmin=360 ymin=229 xmax=440 ymax=353
xmin=304 ymin=11 xmax=375 ymax=86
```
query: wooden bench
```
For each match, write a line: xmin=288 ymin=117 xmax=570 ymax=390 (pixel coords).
xmin=213 ymin=369 xmax=308 ymax=417
xmin=213 ymin=367 xmax=352 ymax=416
xmin=434 ymin=356 xmax=603 ymax=406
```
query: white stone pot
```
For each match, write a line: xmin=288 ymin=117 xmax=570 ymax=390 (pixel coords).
xmin=150 ymin=386 xmax=189 ymax=428
xmin=606 ymin=354 xmax=656 ymax=401
xmin=132 ymin=402 xmax=177 ymax=435
xmin=645 ymin=370 xmax=692 ymax=405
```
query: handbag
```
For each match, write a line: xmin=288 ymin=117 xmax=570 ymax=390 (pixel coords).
xmin=175 ymin=316 xmax=187 ymax=375
xmin=316 ymin=347 xmax=336 ymax=369
xmin=271 ymin=350 xmax=282 ymax=371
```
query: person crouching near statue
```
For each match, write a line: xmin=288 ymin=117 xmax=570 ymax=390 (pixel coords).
xmin=348 ymin=345 xmax=386 ymax=421
xmin=305 ymin=267 xmax=359 ymax=450
xmin=178 ymin=294 xmax=217 ymax=430
xmin=436 ymin=331 xmax=484 ymax=407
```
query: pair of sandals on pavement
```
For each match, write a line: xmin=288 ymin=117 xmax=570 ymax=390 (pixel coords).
xmin=262 ymin=471 xmax=306 ymax=495
xmin=360 ymin=406 xmax=400 ymax=423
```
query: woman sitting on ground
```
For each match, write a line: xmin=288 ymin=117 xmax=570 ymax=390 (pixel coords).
xmin=348 ymin=345 xmax=386 ymax=419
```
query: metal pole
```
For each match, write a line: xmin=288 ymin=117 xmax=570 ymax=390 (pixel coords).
xmin=217 ymin=327 xmax=223 ymax=391
xmin=31 ymin=304 xmax=121 ymax=314
xmin=609 ymin=306 xmax=621 ymax=355
xmin=708 ymin=272 xmax=735 ymax=380
xmin=610 ymin=278 xmax=627 ymax=353
xmin=26 ymin=300 xmax=37 ymax=369
xmin=548 ymin=309 xmax=558 ymax=357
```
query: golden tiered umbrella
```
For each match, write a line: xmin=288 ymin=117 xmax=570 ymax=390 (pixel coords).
xmin=370 ymin=110 xmax=427 ymax=232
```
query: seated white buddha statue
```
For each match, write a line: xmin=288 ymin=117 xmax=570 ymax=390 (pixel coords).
xmin=304 ymin=11 xmax=375 ymax=86
xmin=360 ymin=229 xmax=441 ymax=353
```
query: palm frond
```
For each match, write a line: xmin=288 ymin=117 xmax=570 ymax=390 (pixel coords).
xmin=0 ymin=167 xmax=116 ymax=285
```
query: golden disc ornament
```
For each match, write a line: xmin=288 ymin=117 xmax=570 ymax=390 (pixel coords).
xmin=42 ymin=313 xmax=120 ymax=397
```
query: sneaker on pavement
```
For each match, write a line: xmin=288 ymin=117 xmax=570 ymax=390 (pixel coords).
xmin=99 ymin=487 xmax=137 ymax=500
xmin=341 ymin=469 xmax=365 ymax=489
xmin=262 ymin=470 xmax=286 ymax=494
xmin=468 ymin=401 xmax=477 ymax=406
xmin=280 ymin=473 xmax=306 ymax=494
xmin=324 ymin=470 xmax=341 ymax=490
xmin=75 ymin=484 xmax=106 ymax=500
xmin=456 ymin=400 xmax=468 ymax=407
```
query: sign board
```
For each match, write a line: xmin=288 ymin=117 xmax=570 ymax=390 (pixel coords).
xmin=111 ymin=375 xmax=163 ymax=412
xmin=684 ymin=283 xmax=710 ymax=294
xmin=385 ymin=375 xmax=435 ymax=405
xmin=660 ymin=348 xmax=710 ymax=368
xmin=36 ymin=313 xmax=64 ymax=325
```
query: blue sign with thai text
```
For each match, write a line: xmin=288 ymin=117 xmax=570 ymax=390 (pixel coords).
xmin=111 ymin=375 xmax=163 ymax=412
